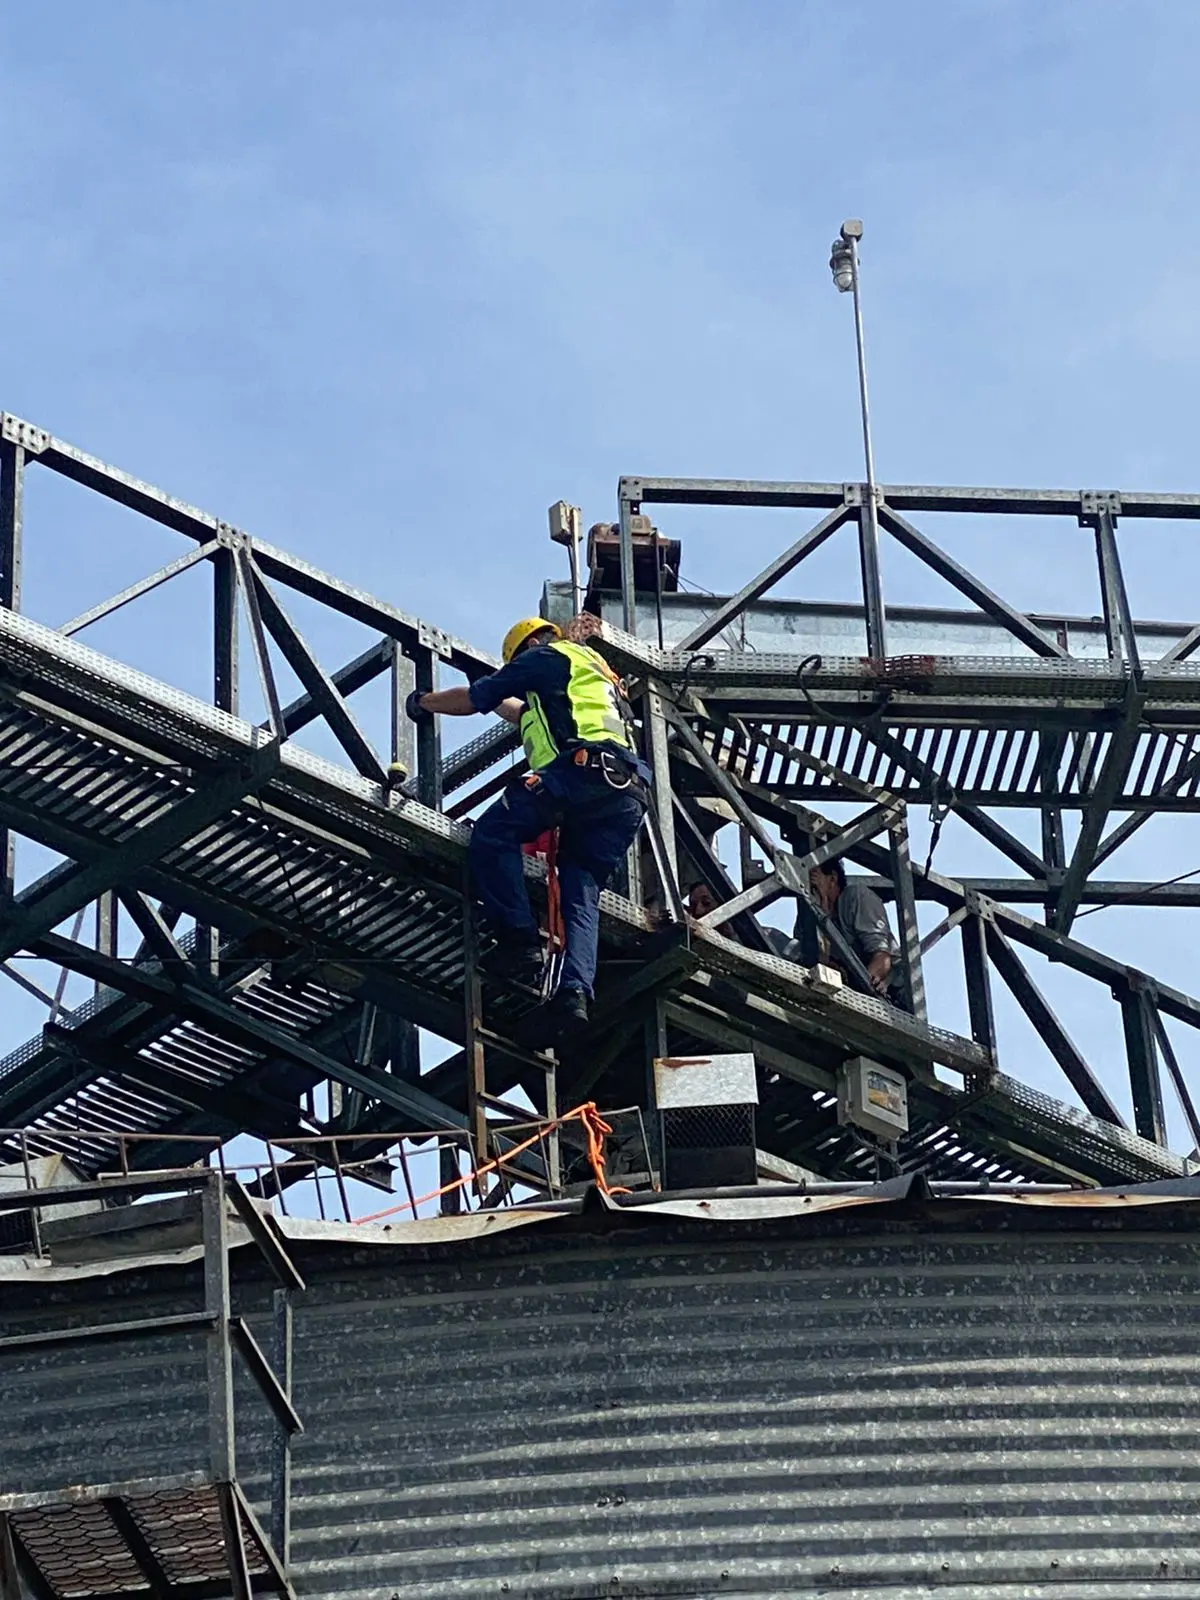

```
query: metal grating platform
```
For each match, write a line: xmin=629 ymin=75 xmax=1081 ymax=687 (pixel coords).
xmin=0 ymin=418 xmax=1197 ymax=1194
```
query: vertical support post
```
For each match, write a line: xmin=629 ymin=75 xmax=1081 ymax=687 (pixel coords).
xmin=857 ymin=498 xmax=887 ymax=660
xmin=643 ymin=996 xmax=667 ymax=1184
xmin=618 ymin=489 xmax=638 ymax=636
xmin=200 ymin=547 xmax=240 ymax=978
xmin=413 ymin=645 xmax=442 ymax=810
xmin=0 ymin=440 xmax=24 ymax=612
xmin=270 ymin=1288 xmax=293 ymax=1572
xmin=888 ymin=814 xmax=925 ymax=1019
xmin=0 ymin=440 xmax=23 ymax=902
xmin=390 ymin=1014 xmax=421 ymax=1082
xmin=1093 ymin=509 xmax=1140 ymax=673
xmin=218 ymin=1485 xmax=253 ymax=1600
xmin=202 ymin=1173 xmax=236 ymax=1482
xmin=543 ymin=1053 xmax=561 ymax=1196
xmin=439 ymin=1140 xmax=463 ymax=1215
xmin=1120 ymin=980 xmax=1166 ymax=1145
xmin=213 ymin=546 xmax=239 ymax=717
xmin=961 ymin=910 xmax=998 ymax=1070
xmin=461 ymin=867 xmax=488 ymax=1198
xmin=0 ymin=1514 xmax=22 ymax=1600
xmin=390 ymin=639 xmax=416 ymax=779
xmin=94 ymin=891 xmax=119 ymax=998
xmin=644 ymin=679 xmax=677 ymax=885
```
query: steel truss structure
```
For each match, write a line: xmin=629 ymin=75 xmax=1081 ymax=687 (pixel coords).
xmin=0 ymin=1168 xmax=301 ymax=1599
xmin=0 ymin=413 xmax=1197 ymax=1196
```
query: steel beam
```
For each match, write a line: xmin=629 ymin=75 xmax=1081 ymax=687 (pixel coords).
xmin=59 ymin=540 xmax=220 ymax=638
xmin=0 ymin=439 xmax=21 ymax=903
xmin=246 ymin=555 xmax=386 ymax=784
xmin=1092 ymin=510 xmax=1140 ymax=672
xmin=622 ymin=471 xmax=1200 ymax=519
xmin=888 ymin=816 xmax=925 ymax=1018
xmin=857 ymin=499 xmax=887 ymax=659
xmin=879 ymin=505 xmax=1066 ymax=658
xmin=0 ymin=438 xmax=24 ymax=612
xmin=1120 ymin=980 xmax=1166 ymax=1145
xmin=102 ymin=1496 xmax=174 ymax=1597
xmin=643 ymin=680 xmax=679 ymax=891
xmin=270 ymin=1288 xmax=294 ymax=1572
xmin=28 ymin=931 xmax=470 ymax=1133
xmin=618 ymin=490 xmax=638 ymax=635
xmin=960 ymin=912 xmax=997 ymax=1062
xmin=1053 ymin=690 xmax=1145 ymax=933
xmin=275 ymin=637 xmax=392 ymax=741
xmin=202 ymin=1176 xmax=236 ymax=1482
xmin=670 ymin=795 xmax=773 ymax=953
xmin=678 ymin=506 xmax=851 ymax=651
xmin=234 ymin=544 xmax=284 ymax=735
xmin=0 ymin=750 xmax=280 ymax=963
xmin=412 ymin=644 xmax=442 ymax=809
xmin=1150 ymin=1012 xmax=1200 ymax=1153
xmin=735 ymin=767 xmax=1200 ymax=1035
xmin=859 ymin=876 xmax=1200 ymax=907
xmin=983 ymin=921 xmax=1123 ymax=1125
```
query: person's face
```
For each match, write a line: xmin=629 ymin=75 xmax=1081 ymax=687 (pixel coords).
xmin=809 ymin=866 xmax=836 ymax=910
xmin=688 ymin=884 xmax=717 ymax=919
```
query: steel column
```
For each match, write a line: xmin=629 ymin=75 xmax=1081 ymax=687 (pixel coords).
xmin=857 ymin=498 xmax=887 ymax=659
xmin=390 ymin=639 xmax=416 ymax=780
xmin=1093 ymin=510 xmax=1140 ymax=673
xmin=213 ymin=545 xmax=239 ymax=717
xmin=1053 ymin=691 xmax=1144 ymax=933
xmin=985 ymin=923 xmax=1124 ymax=1126
xmin=960 ymin=912 xmax=998 ymax=1064
xmin=461 ymin=866 xmax=489 ymax=1196
xmin=270 ymin=1287 xmax=293 ymax=1572
xmin=888 ymin=816 xmax=925 ymax=1019
xmin=94 ymin=890 xmax=119 ymax=999
xmin=0 ymin=440 xmax=23 ymax=612
xmin=1150 ymin=1012 xmax=1200 ymax=1152
xmin=413 ymin=645 xmax=442 ymax=809
xmin=0 ymin=441 xmax=21 ymax=901
xmin=619 ymin=488 xmax=638 ymax=636
xmin=202 ymin=1175 xmax=235 ymax=1482
xmin=1120 ymin=981 xmax=1166 ymax=1145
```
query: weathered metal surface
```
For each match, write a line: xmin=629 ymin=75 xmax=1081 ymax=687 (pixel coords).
xmin=3 ymin=1210 xmax=1199 ymax=1597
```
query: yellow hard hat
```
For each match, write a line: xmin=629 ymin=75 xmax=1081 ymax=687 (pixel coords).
xmin=501 ymin=617 xmax=561 ymax=664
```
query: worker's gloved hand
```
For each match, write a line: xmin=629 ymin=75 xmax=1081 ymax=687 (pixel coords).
xmin=404 ymin=689 xmax=432 ymax=724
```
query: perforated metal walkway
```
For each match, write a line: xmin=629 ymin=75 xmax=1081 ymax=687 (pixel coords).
xmin=0 ymin=603 xmax=1182 ymax=1188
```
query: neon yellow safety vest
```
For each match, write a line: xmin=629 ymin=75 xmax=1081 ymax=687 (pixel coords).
xmin=519 ymin=641 xmax=634 ymax=772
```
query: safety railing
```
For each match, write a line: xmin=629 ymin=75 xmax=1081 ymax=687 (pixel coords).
xmin=0 ymin=1106 xmax=654 ymax=1244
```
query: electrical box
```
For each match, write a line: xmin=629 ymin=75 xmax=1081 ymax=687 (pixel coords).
xmin=837 ymin=1056 xmax=909 ymax=1140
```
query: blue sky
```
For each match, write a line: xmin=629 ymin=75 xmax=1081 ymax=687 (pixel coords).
xmin=3 ymin=1 xmax=1200 ymax=1145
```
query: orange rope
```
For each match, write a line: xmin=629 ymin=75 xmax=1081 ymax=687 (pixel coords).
xmin=578 ymin=1102 xmax=628 ymax=1196
xmin=353 ymin=1100 xmax=625 ymax=1224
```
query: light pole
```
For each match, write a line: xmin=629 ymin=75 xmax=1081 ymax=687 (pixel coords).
xmin=830 ymin=219 xmax=887 ymax=658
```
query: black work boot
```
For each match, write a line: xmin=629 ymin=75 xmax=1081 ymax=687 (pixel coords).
xmin=523 ymin=985 xmax=589 ymax=1046
xmin=482 ymin=930 xmax=544 ymax=990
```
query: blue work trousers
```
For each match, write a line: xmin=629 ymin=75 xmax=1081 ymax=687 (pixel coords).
xmin=468 ymin=759 xmax=646 ymax=997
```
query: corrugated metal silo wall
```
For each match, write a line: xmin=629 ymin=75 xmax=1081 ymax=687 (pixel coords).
xmin=5 ymin=1206 xmax=1200 ymax=1599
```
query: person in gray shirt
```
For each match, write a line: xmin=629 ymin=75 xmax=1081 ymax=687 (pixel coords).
xmin=795 ymin=858 xmax=904 ymax=1003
